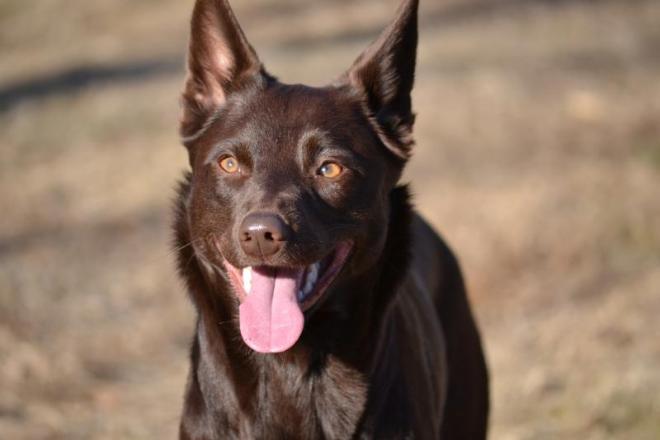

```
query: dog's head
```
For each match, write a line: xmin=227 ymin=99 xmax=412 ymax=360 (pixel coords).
xmin=180 ymin=0 xmax=418 ymax=353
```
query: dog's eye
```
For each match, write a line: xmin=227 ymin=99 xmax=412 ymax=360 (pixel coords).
xmin=218 ymin=156 xmax=239 ymax=174
xmin=318 ymin=162 xmax=343 ymax=179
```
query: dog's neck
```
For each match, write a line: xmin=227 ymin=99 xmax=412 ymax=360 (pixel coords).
xmin=175 ymin=176 xmax=413 ymax=435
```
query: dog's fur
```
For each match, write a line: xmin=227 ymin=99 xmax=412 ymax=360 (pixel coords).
xmin=174 ymin=0 xmax=489 ymax=438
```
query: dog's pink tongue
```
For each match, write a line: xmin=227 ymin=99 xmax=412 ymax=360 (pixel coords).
xmin=239 ymin=267 xmax=304 ymax=353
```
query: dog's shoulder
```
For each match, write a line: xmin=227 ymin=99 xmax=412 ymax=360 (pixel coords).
xmin=408 ymin=213 xmax=466 ymax=308
xmin=380 ymin=214 xmax=458 ymax=437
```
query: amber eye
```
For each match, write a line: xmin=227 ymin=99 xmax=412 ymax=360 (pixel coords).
xmin=318 ymin=162 xmax=343 ymax=179
xmin=218 ymin=156 xmax=239 ymax=174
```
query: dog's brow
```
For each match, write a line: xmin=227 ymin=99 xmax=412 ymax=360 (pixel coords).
xmin=204 ymin=139 xmax=243 ymax=165
xmin=297 ymin=129 xmax=332 ymax=150
xmin=297 ymin=128 xmax=334 ymax=165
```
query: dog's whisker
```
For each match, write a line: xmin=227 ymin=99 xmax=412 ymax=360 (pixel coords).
xmin=171 ymin=238 xmax=202 ymax=254
xmin=137 ymin=237 xmax=203 ymax=268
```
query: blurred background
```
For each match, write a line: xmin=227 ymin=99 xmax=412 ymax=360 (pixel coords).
xmin=1 ymin=0 xmax=659 ymax=438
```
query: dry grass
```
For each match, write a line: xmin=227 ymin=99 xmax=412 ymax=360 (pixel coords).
xmin=1 ymin=0 xmax=659 ymax=438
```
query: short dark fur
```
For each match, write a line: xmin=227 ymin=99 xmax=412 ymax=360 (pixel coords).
xmin=174 ymin=0 xmax=489 ymax=438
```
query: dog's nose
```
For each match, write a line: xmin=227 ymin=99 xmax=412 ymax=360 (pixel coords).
xmin=239 ymin=213 xmax=291 ymax=258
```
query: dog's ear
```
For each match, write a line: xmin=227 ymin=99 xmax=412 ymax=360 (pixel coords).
xmin=181 ymin=0 xmax=265 ymax=140
xmin=342 ymin=0 xmax=418 ymax=160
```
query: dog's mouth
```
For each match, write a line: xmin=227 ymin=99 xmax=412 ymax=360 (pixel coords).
xmin=223 ymin=242 xmax=353 ymax=353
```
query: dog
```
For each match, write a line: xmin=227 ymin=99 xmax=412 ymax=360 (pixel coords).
xmin=173 ymin=0 xmax=489 ymax=438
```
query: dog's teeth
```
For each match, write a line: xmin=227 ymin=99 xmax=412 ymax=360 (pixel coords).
xmin=297 ymin=263 xmax=322 ymax=302
xmin=308 ymin=263 xmax=319 ymax=282
xmin=304 ymin=278 xmax=313 ymax=294
xmin=242 ymin=267 xmax=252 ymax=293
xmin=303 ymin=262 xmax=320 ymax=296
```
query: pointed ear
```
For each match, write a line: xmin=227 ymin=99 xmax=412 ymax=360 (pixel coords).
xmin=343 ymin=0 xmax=418 ymax=160
xmin=180 ymin=0 xmax=265 ymax=140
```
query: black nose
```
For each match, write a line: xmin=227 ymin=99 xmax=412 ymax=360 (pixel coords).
xmin=239 ymin=213 xmax=291 ymax=258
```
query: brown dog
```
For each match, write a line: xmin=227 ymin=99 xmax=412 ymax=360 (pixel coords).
xmin=174 ymin=0 xmax=489 ymax=438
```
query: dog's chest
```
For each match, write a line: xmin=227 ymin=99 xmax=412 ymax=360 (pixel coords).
xmin=238 ymin=358 xmax=368 ymax=439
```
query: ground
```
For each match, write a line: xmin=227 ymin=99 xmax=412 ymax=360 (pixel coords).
xmin=1 ymin=0 xmax=659 ymax=438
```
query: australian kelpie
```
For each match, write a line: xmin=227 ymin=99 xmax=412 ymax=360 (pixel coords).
xmin=173 ymin=0 xmax=489 ymax=438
